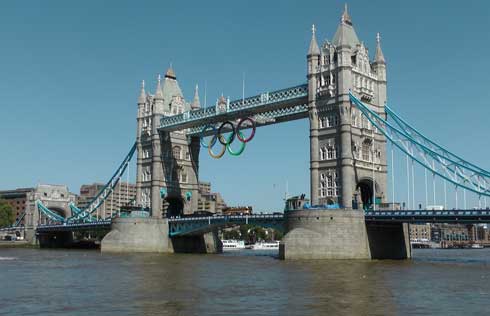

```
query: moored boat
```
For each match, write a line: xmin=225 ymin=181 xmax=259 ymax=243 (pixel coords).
xmin=222 ymin=239 xmax=245 ymax=250
xmin=251 ymin=241 xmax=280 ymax=250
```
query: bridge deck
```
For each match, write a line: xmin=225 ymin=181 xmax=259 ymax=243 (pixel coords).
xmin=364 ymin=209 xmax=490 ymax=223
xmin=158 ymin=84 xmax=308 ymax=135
xmin=36 ymin=221 xmax=112 ymax=232
xmin=32 ymin=210 xmax=490 ymax=236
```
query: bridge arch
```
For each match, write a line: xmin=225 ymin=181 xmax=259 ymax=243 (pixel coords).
xmin=165 ymin=195 xmax=184 ymax=217
xmin=355 ymin=178 xmax=378 ymax=210
xmin=46 ymin=206 xmax=68 ymax=218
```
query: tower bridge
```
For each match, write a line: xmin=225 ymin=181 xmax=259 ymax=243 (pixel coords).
xmin=16 ymin=6 xmax=489 ymax=259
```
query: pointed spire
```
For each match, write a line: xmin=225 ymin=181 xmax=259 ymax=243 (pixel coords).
xmin=308 ymin=24 xmax=320 ymax=56
xmin=374 ymin=32 xmax=386 ymax=64
xmin=154 ymin=74 xmax=164 ymax=100
xmin=165 ymin=64 xmax=176 ymax=79
xmin=191 ymin=84 xmax=201 ymax=110
xmin=138 ymin=80 xmax=146 ymax=104
xmin=332 ymin=4 xmax=359 ymax=48
xmin=341 ymin=3 xmax=352 ymax=26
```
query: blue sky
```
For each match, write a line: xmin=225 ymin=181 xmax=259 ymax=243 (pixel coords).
xmin=0 ymin=1 xmax=489 ymax=211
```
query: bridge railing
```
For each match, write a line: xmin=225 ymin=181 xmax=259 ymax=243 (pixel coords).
xmin=159 ymin=84 xmax=308 ymax=130
xmin=167 ymin=214 xmax=284 ymax=222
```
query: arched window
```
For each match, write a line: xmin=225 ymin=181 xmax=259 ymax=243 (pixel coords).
xmin=320 ymin=173 xmax=326 ymax=197
xmin=172 ymin=146 xmax=181 ymax=159
xmin=320 ymin=147 xmax=327 ymax=160
xmin=362 ymin=139 xmax=372 ymax=161
xmin=327 ymin=146 xmax=336 ymax=159
xmin=179 ymin=168 xmax=188 ymax=183
xmin=362 ymin=116 xmax=369 ymax=129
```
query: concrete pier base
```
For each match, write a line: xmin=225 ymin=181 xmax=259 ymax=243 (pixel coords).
xmin=280 ymin=209 xmax=371 ymax=259
xmin=101 ymin=218 xmax=222 ymax=254
xmin=280 ymin=209 xmax=411 ymax=260
xmin=101 ymin=217 xmax=173 ymax=253
xmin=171 ymin=230 xmax=222 ymax=254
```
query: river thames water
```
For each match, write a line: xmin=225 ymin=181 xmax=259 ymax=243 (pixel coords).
xmin=0 ymin=248 xmax=489 ymax=316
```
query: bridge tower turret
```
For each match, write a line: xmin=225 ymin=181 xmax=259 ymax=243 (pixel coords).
xmin=135 ymin=80 xmax=146 ymax=207
xmin=310 ymin=5 xmax=388 ymax=210
xmin=307 ymin=24 xmax=321 ymax=206
xmin=136 ymin=68 xmax=200 ymax=218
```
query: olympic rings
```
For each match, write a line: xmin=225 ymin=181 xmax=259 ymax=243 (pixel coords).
xmin=227 ymin=131 xmax=246 ymax=156
xmin=200 ymin=124 xmax=217 ymax=148
xmin=201 ymin=117 xmax=256 ymax=158
xmin=217 ymin=121 xmax=235 ymax=145
xmin=236 ymin=118 xmax=256 ymax=143
xmin=208 ymin=135 xmax=226 ymax=159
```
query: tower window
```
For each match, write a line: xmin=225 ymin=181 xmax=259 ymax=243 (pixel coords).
xmin=320 ymin=170 xmax=339 ymax=197
xmin=362 ymin=139 xmax=372 ymax=162
xmin=320 ymin=147 xmax=327 ymax=160
xmin=172 ymin=146 xmax=181 ymax=160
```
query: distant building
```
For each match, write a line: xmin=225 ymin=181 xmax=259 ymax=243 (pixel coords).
xmin=222 ymin=206 xmax=253 ymax=216
xmin=409 ymin=223 xmax=431 ymax=242
xmin=0 ymin=188 xmax=33 ymax=225
xmin=198 ymin=182 xmax=212 ymax=194
xmin=197 ymin=181 xmax=227 ymax=214
xmin=78 ymin=182 xmax=136 ymax=218
xmin=433 ymin=224 xmax=469 ymax=241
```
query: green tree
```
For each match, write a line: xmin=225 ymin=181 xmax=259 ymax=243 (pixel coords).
xmin=273 ymin=230 xmax=284 ymax=241
xmin=223 ymin=229 xmax=241 ymax=240
xmin=0 ymin=199 xmax=14 ymax=227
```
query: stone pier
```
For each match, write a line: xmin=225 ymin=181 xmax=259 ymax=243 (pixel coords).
xmin=101 ymin=217 xmax=222 ymax=254
xmin=279 ymin=209 xmax=411 ymax=260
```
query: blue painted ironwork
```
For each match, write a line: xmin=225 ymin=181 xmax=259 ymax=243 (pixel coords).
xmin=65 ymin=142 xmax=137 ymax=222
xmin=67 ymin=203 xmax=99 ymax=222
xmin=349 ymin=92 xmax=490 ymax=197
xmin=365 ymin=209 xmax=490 ymax=223
xmin=159 ymin=84 xmax=308 ymax=133
xmin=385 ymin=105 xmax=490 ymax=178
xmin=187 ymin=103 xmax=309 ymax=136
xmin=34 ymin=143 xmax=136 ymax=224
xmin=168 ymin=214 xmax=284 ymax=236
xmin=36 ymin=200 xmax=65 ymax=223
xmin=36 ymin=220 xmax=112 ymax=232
xmin=13 ymin=212 xmax=26 ymax=227
xmin=34 ymin=209 xmax=490 ymax=236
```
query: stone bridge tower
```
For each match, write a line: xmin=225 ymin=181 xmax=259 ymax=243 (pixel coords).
xmin=135 ymin=68 xmax=200 ymax=218
xmin=308 ymin=5 xmax=388 ymax=209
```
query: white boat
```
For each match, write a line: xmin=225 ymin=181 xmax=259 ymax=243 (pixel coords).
xmin=222 ymin=239 xmax=245 ymax=250
xmin=471 ymin=244 xmax=484 ymax=249
xmin=251 ymin=241 xmax=280 ymax=250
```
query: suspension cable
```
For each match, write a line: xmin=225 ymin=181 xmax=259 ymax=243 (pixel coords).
xmin=411 ymin=159 xmax=415 ymax=209
xmin=432 ymin=159 xmax=436 ymax=206
xmin=406 ymin=155 xmax=410 ymax=210
xmin=391 ymin=144 xmax=395 ymax=208
xmin=372 ymin=130 xmax=376 ymax=211
xmin=444 ymin=179 xmax=447 ymax=210
xmin=424 ymin=168 xmax=428 ymax=208
xmin=463 ymin=189 xmax=467 ymax=210
xmin=455 ymin=186 xmax=459 ymax=209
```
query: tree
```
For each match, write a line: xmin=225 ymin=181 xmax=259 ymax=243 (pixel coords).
xmin=223 ymin=229 xmax=241 ymax=240
xmin=0 ymin=199 xmax=14 ymax=227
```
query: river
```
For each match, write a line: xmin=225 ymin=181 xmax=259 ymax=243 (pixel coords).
xmin=0 ymin=248 xmax=489 ymax=316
